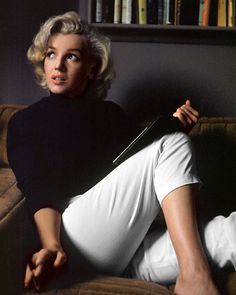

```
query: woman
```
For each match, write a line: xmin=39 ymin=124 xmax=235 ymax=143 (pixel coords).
xmin=7 ymin=11 xmax=235 ymax=295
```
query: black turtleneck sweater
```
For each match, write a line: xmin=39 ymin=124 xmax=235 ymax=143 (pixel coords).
xmin=7 ymin=93 xmax=134 ymax=215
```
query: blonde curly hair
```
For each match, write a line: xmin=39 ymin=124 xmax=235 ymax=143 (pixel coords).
xmin=27 ymin=11 xmax=115 ymax=100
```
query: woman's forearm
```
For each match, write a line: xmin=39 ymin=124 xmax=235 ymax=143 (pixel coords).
xmin=34 ymin=207 xmax=62 ymax=248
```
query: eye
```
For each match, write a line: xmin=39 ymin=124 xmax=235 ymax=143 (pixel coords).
xmin=46 ymin=51 xmax=55 ymax=59
xmin=66 ymin=54 xmax=79 ymax=62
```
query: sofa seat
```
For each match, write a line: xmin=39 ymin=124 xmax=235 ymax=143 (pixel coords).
xmin=24 ymin=275 xmax=174 ymax=295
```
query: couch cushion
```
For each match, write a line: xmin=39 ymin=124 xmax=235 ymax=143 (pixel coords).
xmin=23 ymin=275 xmax=173 ymax=295
xmin=0 ymin=168 xmax=16 ymax=195
xmin=0 ymin=104 xmax=26 ymax=167
xmin=0 ymin=168 xmax=23 ymax=224
xmin=190 ymin=117 xmax=236 ymax=140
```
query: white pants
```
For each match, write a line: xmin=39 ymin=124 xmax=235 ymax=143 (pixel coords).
xmin=62 ymin=132 xmax=235 ymax=283
xmin=128 ymin=212 xmax=236 ymax=284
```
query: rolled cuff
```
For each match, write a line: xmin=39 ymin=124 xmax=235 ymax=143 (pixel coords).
xmin=156 ymin=175 xmax=201 ymax=205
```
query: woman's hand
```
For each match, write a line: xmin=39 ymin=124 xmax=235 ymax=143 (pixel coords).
xmin=24 ymin=245 xmax=67 ymax=291
xmin=173 ymin=99 xmax=199 ymax=133
xmin=25 ymin=208 xmax=66 ymax=291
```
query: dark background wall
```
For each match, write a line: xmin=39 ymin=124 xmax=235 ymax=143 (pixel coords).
xmin=1 ymin=1 xmax=236 ymax=118
xmin=0 ymin=0 xmax=78 ymax=105
xmin=108 ymin=42 xmax=236 ymax=119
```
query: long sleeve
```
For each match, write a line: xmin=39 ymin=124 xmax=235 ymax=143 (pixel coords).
xmin=7 ymin=110 xmax=67 ymax=214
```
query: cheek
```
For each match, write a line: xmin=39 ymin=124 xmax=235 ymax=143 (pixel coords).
xmin=43 ymin=62 xmax=49 ymax=76
xmin=72 ymin=67 xmax=89 ymax=81
xmin=44 ymin=70 xmax=50 ymax=82
xmin=44 ymin=58 xmax=54 ymax=71
xmin=44 ymin=62 xmax=54 ymax=81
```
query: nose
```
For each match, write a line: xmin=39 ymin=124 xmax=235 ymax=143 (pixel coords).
xmin=54 ymin=57 xmax=65 ymax=71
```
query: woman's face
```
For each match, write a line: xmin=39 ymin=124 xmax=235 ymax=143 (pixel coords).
xmin=44 ymin=33 xmax=95 ymax=98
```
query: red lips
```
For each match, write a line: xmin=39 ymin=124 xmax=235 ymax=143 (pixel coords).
xmin=51 ymin=74 xmax=66 ymax=85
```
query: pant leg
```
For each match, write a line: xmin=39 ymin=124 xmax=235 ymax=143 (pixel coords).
xmin=128 ymin=212 xmax=236 ymax=284
xmin=203 ymin=211 xmax=236 ymax=270
xmin=62 ymin=132 xmax=200 ymax=276
xmin=127 ymin=229 xmax=179 ymax=284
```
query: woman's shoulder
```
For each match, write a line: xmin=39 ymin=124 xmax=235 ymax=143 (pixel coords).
xmin=8 ymin=95 xmax=51 ymax=130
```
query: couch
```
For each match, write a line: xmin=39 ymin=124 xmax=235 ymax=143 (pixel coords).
xmin=0 ymin=104 xmax=236 ymax=295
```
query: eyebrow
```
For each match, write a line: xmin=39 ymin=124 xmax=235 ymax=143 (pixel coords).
xmin=47 ymin=46 xmax=83 ymax=54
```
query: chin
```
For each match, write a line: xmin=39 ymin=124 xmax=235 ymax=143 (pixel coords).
xmin=49 ymin=85 xmax=83 ymax=98
xmin=49 ymin=87 xmax=67 ymax=95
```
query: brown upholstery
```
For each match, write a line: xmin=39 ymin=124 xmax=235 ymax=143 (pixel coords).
xmin=24 ymin=275 xmax=173 ymax=295
xmin=190 ymin=117 xmax=236 ymax=138
xmin=0 ymin=104 xmax=26 ymax=167
xmin=0 ymin=104 xmax=235 ymax=294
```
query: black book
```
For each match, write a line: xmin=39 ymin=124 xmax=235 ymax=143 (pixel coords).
xmin=132 ymin=0 xmax=139 ymax=23
xmin=209 ymin=0 xmax=218 ymax=26
xmin=147 ymin=0 xmax=158 ymax=24
xmin=169 ymin=0 xmax=175 ymax=24
xmin=112 ymin=116 xmax=180 ymax=167
xmin=180 ymin=0 xmax=200 ymax=25
xmin=157 ymin=0 xmax=164 ymax=24
xmin=102 ymin=0 xmax=114 ymax=23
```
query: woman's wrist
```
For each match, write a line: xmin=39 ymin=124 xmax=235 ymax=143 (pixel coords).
xmin=34 ymin=207 xmax=62 ymax=250
xmin=41 ymin=239 xmax=62 ymax=250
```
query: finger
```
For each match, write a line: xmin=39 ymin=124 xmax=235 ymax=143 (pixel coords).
xmin=32 ymin=274 xmax=41 ymax=291
xmin=183 ymin=100 xmax=199 ymax=117
xmin=24 ymin=264 xmax=34 ymax=288
xmin=25 ymin=263 xmax=40 ymax=291
xmin=180 ymin=110 xmax=193 ymax=125
xmin=174 ymin=108 xmax=191 ymax=123
xmin=173 ymin=108 xmax=182 ymax=117
xmin=54 ymin=251 xmax=67 ymax=268
xmin=32 ymin=249 xmax=52 ymax=277
xmin=173 ymin=111 xmax=188 ymax=127
xmin=183 ymin=105 xmax=199 ymax=118
xmin=185 ymin=99 xmax=191 ymax=106
xmin=175 ymin=103 xmax=199 ymax=121
xmin=180 ymin=106 xmax=198 ymax=123
xmin=33 ymin=262 xmax=44 ymax=278
xmin=173 ymin=110 xmax=180 ymax=120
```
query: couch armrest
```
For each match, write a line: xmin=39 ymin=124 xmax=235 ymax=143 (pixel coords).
xmin=0 ymin=173 xmax=35 ymax=294
xmin=0 ymin=104 xmax=27 ymax=167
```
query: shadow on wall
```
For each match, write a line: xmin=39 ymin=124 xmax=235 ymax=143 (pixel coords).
xmin=191 ymin=130 xmax=236 ymax=221
xmin=113 ymin=68 xmax=233 ymax=122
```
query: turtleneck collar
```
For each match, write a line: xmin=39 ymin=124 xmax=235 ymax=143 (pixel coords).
xmin=48 ymin=92 xmax=95 ymax=108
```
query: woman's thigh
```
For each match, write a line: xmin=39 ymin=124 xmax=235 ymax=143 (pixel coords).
xmin=62 ymin=131 xmax=198 ymax=275
xmin=62 ymin=141 xmax=161 ymax=275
